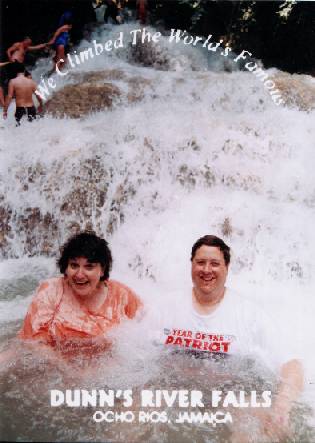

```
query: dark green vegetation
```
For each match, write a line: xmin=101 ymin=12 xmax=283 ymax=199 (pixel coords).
xmin=151 ymin=0 xmax=315 ymax=75
xmin=0 ymin=0 xmax=314 ymax=74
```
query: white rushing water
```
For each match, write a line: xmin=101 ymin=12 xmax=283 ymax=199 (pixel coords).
xmin=0 ymin=22 xmax=315 ymax=442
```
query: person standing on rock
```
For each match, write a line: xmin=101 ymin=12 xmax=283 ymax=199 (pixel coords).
xmin=95 ymin=0 xmax=121 ymax=24
xmin=3 ymin=63 xmax=43 ymax=125
xmin=137 ymin=0 xmax=148 ymax=24
xmin=47 ymin=19 xmax=73 ymax=73
xmin=5 ymin=37 xmax=47 ymax=85
xmin=7 ymin=37 xmax=47 ymax=65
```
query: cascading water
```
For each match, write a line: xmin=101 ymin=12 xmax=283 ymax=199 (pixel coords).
xmin=0 ymin=23 xmax=315 ymax=442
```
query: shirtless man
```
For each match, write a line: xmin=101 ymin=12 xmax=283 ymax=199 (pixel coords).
xmin=7 ymin=37 xmax=47 ymax=64
xmin=3 ymin=64 xmax=43 ymax=124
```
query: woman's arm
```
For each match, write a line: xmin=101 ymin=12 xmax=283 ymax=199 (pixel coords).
xmin=124 ymin=286 xmax=143 ymax=320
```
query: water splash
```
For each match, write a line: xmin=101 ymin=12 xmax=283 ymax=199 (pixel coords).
xmin=0 ymin=21 xmax=315 ymax=441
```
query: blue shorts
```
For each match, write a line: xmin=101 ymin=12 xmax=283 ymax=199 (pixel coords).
xmin=54 ymin=32 xmax=69 ymax=48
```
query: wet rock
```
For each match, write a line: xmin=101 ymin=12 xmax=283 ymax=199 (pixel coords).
xmin=0 ymin=152 xmax=145 ymax=258
xmin=106 ymin=181 xmax=136 ymax=235
xmin=287 ymin=261 xmax=303 ymax=279
xmin=72 ymin=70 xmax=127 ymax=83
xmin=127 ymin=76 xmax=152 ymax=103
xmin=7 ymin=208 xmax=60 ymax=258
xmin=129 ymin=40 xmax=171 ymax=70
xmin=45 ymin=82 xmax=121 ymax=119
xmin=67 ymin=222 xmax=81 ymax=235
xmin=45 ymin=69 xmax=152 ymax=118
xmin=221 ymin=218 xmax=233 ymax=237
xmin=176 ymin=163 xmax=217 ymax=189
xmin=0 ymin=206 xmax=12 ymax=253
xmin=272 ymin=72 xmax=315 ymax=111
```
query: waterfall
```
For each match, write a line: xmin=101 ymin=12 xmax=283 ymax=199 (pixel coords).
xmin=0 ymin=22 xmax=315 ymax=441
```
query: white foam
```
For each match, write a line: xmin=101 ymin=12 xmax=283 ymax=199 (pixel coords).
xmin=0 ymin=22 xmax=314 ymax=410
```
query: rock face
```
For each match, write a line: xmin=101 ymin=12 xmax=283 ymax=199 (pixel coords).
xmin=45 ymin=69 xmax=152 ymax=118
xmin=45 ymin=82 xmax=121 ymax=119
xmin=45 ymin=71 xmax=121 ymax=118
xmin=0 ymin=153 xmax=139 ymax=258
xmin=128 ymin=40 xmax=172 ymax=70
xmin=272 ymin=72 xmax=315 ymax=111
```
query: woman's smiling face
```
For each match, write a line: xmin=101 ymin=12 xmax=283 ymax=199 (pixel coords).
xmin=65 ymin=257 xmax=104 ymax=299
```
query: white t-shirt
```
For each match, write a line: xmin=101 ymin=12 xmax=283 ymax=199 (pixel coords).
xmin=154 ymin=287 xmax=290 ymax=369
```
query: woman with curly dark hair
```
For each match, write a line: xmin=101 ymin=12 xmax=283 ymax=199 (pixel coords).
xmin=18 ymin=231 xmax=142 ymax=355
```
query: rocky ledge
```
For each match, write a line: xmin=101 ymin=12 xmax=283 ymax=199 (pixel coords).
xmin=45 ymin=69 xmax=152 ymax=118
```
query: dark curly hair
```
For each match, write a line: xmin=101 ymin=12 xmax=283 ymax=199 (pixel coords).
xmin=57 ymin=232 xmax=112 ymax=281
xmin=191 ymin=235 xmax=230 ymax=266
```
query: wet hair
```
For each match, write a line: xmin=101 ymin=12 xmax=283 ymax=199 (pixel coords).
xmin=191 ymin=235 xmax=231 ymax=266
xmin=58 ymin=232 xmax=112 ymax=281
xmin=23 ymin=36 xmax=32 ymax=42
xmin=59 ymin=11 xmax=73 ymax=26
xmin=14 ymin=62 xmax=26 ymax=74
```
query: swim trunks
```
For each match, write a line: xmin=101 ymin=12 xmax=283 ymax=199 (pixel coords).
xmin=54 ymin=32 xmax=69 ymax=48
xmin=15 ymin=106 xmax=36 ymax=124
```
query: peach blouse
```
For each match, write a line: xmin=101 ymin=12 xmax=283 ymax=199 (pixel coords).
xmin=19 ymin=277 xmax=142 ymax=350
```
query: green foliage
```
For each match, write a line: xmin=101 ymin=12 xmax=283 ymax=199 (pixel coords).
xmin=151 ymin=0 xmax=315 ymax=74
